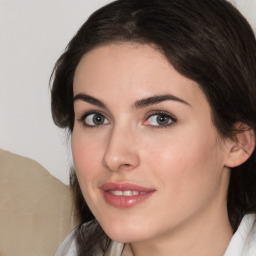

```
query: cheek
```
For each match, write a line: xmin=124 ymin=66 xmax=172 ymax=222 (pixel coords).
xmin=145 ymin=125 xmax=223 ymax=193
xmin=71 ymin=132 xmax=106 ymax=212
xmin=71 ymin=132 xmax=104 ymax=181
xmin=147 ymin=137 xmax=224 ymax=226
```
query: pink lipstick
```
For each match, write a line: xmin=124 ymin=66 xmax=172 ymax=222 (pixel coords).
xmin=99 ymin=182 xmax=155 ymax=208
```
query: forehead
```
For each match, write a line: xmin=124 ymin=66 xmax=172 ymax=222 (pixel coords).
xmin=73 ymin=42 xmax=206 ymax=108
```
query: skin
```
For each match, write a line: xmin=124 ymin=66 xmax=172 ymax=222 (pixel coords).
xmin=72 ymin=42 xmax=234 ymax=256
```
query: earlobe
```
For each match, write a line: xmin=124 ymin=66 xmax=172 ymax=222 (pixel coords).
xmin=224 ymin=126 xmax=255 ymax=168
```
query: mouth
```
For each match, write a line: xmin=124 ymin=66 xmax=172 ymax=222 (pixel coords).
xmin=109 ymin=190 xmax=147 ymax=196
xmin=99 ymin=182 xmax=155 ymax=208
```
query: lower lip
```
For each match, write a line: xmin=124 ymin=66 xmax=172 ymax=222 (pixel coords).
xmin=102 ymin=191 xmax=155 ymax=208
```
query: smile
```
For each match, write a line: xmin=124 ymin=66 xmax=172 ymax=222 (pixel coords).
xmin=109 ymin=190 xmax=147 ymax=196
xmin=99 ymin=183 xmax=155 ymax=208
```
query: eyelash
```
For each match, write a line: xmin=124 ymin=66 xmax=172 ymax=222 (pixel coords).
xmin=77 ymin=111 xmax=177 ymax=128
xmin=144 ymin=111 xmax=177 ymax=128
xmin=78 ymin=111 xmax=110 ymax=128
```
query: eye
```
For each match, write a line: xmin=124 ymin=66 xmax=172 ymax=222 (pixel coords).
xmin=80 ymin=112 xmax=109 ymax=127
xmin=144 ymin=112 xmax=176 ymax=127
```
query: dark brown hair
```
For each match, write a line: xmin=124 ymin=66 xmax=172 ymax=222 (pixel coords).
xmin=51 ymin=0 xmax=256 ymax=255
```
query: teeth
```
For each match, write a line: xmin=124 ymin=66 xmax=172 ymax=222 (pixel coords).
xmin=110 ymin=190 xmax=140 ymax=196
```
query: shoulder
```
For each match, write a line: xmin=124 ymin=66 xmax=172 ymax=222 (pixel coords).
xmin=224 ymin=214 xmax=256 ymax=256
xmin=55 ymin=228 xmax=78 ymax=256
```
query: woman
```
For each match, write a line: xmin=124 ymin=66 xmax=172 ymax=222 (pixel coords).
xmin=51 ymin=0 xmax=256 ymax=255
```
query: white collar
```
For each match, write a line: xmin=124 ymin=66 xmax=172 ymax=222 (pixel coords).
xmin=224 ymin=214 xmax=256 ymax=256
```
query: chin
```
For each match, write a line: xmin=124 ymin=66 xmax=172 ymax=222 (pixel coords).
xmin=100 ymin=220 xmax=151 ymax=243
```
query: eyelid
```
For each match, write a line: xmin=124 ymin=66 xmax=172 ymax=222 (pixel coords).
xmin=146 ymin=110 xmax=177 ymax=120
xmin=78 ymin=110 xmax=110 ymax=127
xmin=144 ymin=110 xmax=177 ymax=127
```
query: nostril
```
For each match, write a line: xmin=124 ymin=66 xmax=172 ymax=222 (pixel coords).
xmin=123 ymin=164 xmax=131 ymax=167
xmin=102 ymin=143 xmax=140 ymax=172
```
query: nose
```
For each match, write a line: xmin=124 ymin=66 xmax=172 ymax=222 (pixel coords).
xmin=102 ymin=126 xmax=140 ymax=172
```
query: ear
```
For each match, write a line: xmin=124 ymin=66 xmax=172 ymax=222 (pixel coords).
xmin=224 ymin=124 xmax=255 ymax=168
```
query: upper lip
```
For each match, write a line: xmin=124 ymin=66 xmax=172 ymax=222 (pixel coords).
xmin=99 ymin=182 xmax=155 ymax=192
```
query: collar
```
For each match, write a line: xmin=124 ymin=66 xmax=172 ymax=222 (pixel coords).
xmin=104 ymin=243 xmax=133 ymax=256
xmin=224 ymin=214 xmax=256 ymax=256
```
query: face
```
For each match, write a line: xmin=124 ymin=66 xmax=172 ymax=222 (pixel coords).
xmin=72 ymin=43 xmax=230 ymax=244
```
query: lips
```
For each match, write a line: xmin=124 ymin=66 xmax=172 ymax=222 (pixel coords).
xmin=99 ymin=182 xmax=155 ymax=208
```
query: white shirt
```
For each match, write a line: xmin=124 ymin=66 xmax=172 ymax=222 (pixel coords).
xmin=55 ymin=214 xmax=256 ymax=256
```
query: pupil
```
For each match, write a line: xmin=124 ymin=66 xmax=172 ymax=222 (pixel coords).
xmin=157 ymin=115 xmax=169 ymax=125
xmin=93 ymin=115 xmax=103 ymax=124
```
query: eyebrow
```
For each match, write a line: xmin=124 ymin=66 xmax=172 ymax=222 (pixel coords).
xmin=134 ymin=94 xmax=190 ymax=108
xmin=73 ymin=93 xmax=190 ymax=109
xmin=73 ymin=93 xmax=106 ymax=108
